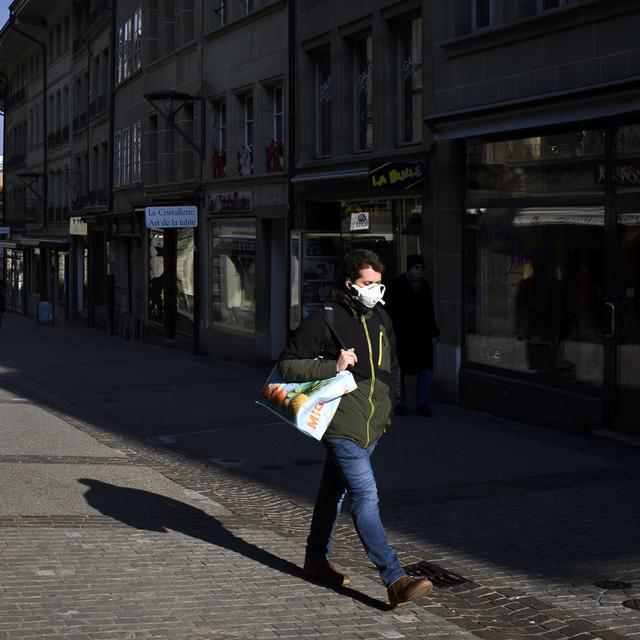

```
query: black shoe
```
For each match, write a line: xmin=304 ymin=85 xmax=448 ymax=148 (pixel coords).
xmin=416 ymin=404 xmax=432 ymax=417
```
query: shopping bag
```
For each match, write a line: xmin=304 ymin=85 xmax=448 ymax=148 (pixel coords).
xmin=256 ymin=367 xmax=357 ymax=441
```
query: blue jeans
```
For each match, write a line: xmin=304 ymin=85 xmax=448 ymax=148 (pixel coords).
xmin=305 ymin=437 xmax=406 ymax=588
xmin=399 ymin=369 xmax=432 ymax=408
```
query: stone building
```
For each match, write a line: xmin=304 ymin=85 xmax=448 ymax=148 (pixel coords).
xmin=429 ymin=0 xmax=640 ymax=435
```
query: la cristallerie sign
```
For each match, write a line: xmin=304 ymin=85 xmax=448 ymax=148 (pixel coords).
xmin=369 ymin=161 xmax=424 ymax=190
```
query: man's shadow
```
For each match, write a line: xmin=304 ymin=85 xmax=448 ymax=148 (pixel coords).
xmin=78 ymin=479 xmax=388 ymax=610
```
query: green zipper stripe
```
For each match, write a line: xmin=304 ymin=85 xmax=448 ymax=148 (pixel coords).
xmin=378 ymin=330 xmax=383 ymax=367
xmin=362 ymin=315 xmax=375 ymax=447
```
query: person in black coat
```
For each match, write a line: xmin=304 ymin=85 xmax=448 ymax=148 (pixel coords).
xmin=385 ymin=254 xmax=440 ymax=416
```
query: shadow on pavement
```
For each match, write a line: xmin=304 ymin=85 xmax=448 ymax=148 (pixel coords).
xmin=77 ymin=478 xmax=389 ymax=611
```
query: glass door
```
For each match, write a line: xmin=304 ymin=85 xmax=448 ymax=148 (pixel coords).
xmin=615 ymin=210 xmax=640 ymax=433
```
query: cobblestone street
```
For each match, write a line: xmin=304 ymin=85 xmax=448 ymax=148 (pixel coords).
xmin=1 ymin=314 xmax=639 ymax=640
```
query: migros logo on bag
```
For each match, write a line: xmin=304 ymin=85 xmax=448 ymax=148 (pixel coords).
xmin=306 ymin=402 xmax=325 ymax=430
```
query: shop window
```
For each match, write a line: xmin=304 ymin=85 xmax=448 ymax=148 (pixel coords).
xmin=613 ymin=124 xmax=640 ymax=193
xmin=148 ymin=230 xmax=165 ymax=324
xmin=315 ymin=48 xmax=332 ymax=157
xmin=29 ymin=249 xmax=41 ymax=295
xmin=467 ymin=129 xmax=606 ymax=199
xmin=464 ymin=206 xmax=604 ymax=388
xmin=176 ymin=228 xmax=195 ymax=334
xmin=398 ymin=17 xmax=422 ymax=145
xmin=354 ymin=33 xmax=373 ymax=151
xmin=210 ymin=219 xmax=256 ymax=333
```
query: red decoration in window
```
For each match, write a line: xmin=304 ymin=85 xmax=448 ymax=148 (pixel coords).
xmin=212 ymin=148 xmax=226 ymax=178
xmin=266 ymin=139 xmax=283 ymax=173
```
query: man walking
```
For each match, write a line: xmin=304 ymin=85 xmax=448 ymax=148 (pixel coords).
xmin=386 ymin=254 xmax=440 ymax=416
xmin=278 ymin=249 xmax=432 ymax=608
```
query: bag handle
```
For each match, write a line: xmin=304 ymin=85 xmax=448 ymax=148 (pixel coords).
xmin=320 ymin=305 xmax=347 ymax=352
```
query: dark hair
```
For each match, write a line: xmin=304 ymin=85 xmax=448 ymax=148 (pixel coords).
xmin=342 ymin=249 xmax=385 ymax=282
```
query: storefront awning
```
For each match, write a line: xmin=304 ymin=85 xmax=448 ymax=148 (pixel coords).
xmin=427 ymin=82 xmax=640 ymax=141
xmin=19 ymin=236 xmax=70 ymax=250
xmin=0 ymin=240 xmax=18 ymax=249
xmin=291 ymin=167 xmax=369 ymax=184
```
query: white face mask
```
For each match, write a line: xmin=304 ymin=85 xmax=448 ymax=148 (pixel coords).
xmin=349 ymin=282 xmax=386 ymax=308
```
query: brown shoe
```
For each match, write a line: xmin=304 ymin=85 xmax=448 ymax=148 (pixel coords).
xmin=303 ymin=559 xmax=350 ymax=586
xmin=387 ymin=576 xmax=433 ymax=608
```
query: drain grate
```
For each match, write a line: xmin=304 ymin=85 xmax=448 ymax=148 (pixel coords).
xmin=623 ymin=599 xmax=640 ymax=611
xmin=594 ymin=580 xmax=632 ymax=590
xmin=404 ymin=561 xmax=468 ymax=587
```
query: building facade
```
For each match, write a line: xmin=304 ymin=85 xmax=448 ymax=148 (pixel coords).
xmin=429 ymin=0 xmax=640 ymax=435
xmin=291 ymin=0 xmax=430 ymax=330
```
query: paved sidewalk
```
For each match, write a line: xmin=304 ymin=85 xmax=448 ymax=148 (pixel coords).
xmin=1 ymin=312 xmax=639 ymax=640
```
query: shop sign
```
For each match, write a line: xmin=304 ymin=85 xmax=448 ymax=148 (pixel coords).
xmin=145 ymin=206 xmax=198 ymax=229
xmin=350 ymin=211 xmax=370 ymax=231
xmin=69 ymin=217 xmax=88 ymax=236
xmin=209 ymin=191 xmax=253 ymax=214
xmin=369 ymin=161 xmax=424 ymax=190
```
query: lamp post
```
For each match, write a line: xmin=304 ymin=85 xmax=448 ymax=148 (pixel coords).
xmin=143 ymin=90 xmax=206 ymax=356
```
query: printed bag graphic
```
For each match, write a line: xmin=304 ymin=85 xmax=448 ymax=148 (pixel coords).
xmin=256 ymin=368 xmax=357 ymax=440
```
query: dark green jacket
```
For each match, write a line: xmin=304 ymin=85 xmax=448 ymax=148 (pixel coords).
xmin=278 ymin=289 xmax=399 ymax=448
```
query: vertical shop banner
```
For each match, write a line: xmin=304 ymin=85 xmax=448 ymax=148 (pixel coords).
xmin=369 ymin=161 xmax=424 ymax=190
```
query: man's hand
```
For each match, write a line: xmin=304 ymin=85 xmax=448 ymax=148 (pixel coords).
xmin=336 ymin=348 xmax=358 ymax=372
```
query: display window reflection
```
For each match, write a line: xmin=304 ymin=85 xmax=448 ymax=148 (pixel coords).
xmin=176 ymin=228 xmax=195 ymax=334
xmin=148 ymin=230 xmax=164 ymax=324
xmin=467 ymin=129 xmax=606 ymax=199
xmin=465 ymin=207 xmax=604 ymax=388
xmin=210 ymin=219 xmax=256 ymax=333
xmin=613 ymin=124 xmax=640 ymax=193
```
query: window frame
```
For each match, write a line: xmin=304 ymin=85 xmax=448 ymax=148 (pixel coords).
xmin=353 ymin=32 xmax=373 ymax=152
xmin=471 ymin=0 xmax=495 ymax=32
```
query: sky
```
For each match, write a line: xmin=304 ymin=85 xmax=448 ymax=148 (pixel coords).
xmin=0 ymin=0 xmax=11 ymax=155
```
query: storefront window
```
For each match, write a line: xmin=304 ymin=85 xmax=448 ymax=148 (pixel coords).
xmin=210 ymin=219 xmax=256 ymax=333
xmin=465 ymin=206 xmax=604 ymax=388
xmin=148 ymin=230 xmax=164 ymax=323
xmin=467 ymin=129 xmax=606 ymax=199
xmin=176 ymin=228 xmax=194 ymax=334
xmin=613 ymin=124 xmax=640 ymax=193
xmin=29 ymin=248 xmax=41 ymax=295
xmin=295 ymin=197 xmax=422 ymax=322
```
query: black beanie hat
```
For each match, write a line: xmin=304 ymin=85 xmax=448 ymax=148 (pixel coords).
xmin=406 ymin=254 xmax=425 ymax=270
